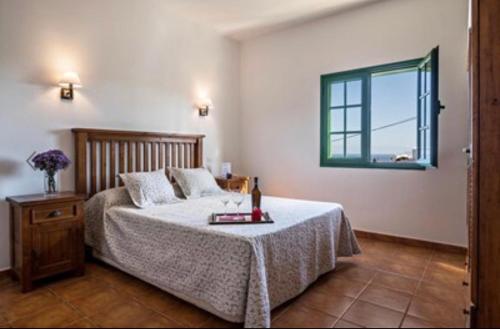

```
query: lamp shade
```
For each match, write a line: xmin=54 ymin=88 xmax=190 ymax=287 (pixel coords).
xmin=58 ymin=72 xmax=82 ymax=88
xmin=196 ymin=98 xmax=213 ymax=109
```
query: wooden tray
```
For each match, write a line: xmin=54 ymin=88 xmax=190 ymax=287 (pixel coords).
xmin=209 ymin=212 xmax=274 ymax=225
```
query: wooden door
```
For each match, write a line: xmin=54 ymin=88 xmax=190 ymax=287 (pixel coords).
xmin=469 ymin=0 xmax=500 ymax=327
xmin=31 ymin=220 xmax=83 ymax=279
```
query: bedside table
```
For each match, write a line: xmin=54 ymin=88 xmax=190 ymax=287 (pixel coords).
xmin=6 ymin=192 xmax=86 ymax=292
xmin=216 ymin=176 xmax=250 ymax=193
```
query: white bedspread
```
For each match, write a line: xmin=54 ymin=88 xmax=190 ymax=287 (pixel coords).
xmin=85 ymin=190 xmax=360 ymax=328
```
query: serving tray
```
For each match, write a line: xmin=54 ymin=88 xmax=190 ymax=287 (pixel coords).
xmin=209 ymin=212 xmax=274 ymax=225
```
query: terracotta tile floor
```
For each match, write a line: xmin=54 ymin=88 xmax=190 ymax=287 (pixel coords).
xmin=0 ymin=237 xmax=467 ymax=328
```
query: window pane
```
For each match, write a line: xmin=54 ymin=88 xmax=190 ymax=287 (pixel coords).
xmin=419 ymin=98 xmax=426 ymax=127
xmin=371 ymin=69 xmax=418 ymax=163
xmin=330 ymin=109 xmax=344 ymax=132
xmin=425 ymin=129 xmax=431 ymax=160
xmin=346 ymin=80 xmax=362 ymax=105
xmin=425 ymin=96 xmax=431 ymax=127
xmin=419 ymin=129 xmax=425 ymax=159
xmin=330 ymin=82 xmax=344 ymax=107
xmin=420 ymin=68 xmax=426 ymax=95
xmin=346 ymin=107 xmax=362 ymax=131
xmin=330 ymin=134 xmax=345 ymax=158
xmin=346 ymin=134 xmax=361 ymax=158
xmin=425 ymin=62 xmax=432 ymax=94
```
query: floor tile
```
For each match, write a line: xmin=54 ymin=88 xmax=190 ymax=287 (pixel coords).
xmin=358 ymin=285 xmax=412 ymax=313
xmin=65 ymin=318 xmax=99 ymax=328
xmin=295 ymin=289 xmax=354 ymax=317
xmin=94 ymin=267 xmax=134 ymax=287
xmin=85 ymin=262 xmax=117 ymax=278
xmin=2 ymin=291 xmax=61 ymax=323
xmin=133 ymin=289 xmax=185 ymax=314
xmin=371 ymin=271 xmax=419 ymax=295
xmin=431 ymin=252 xmax=466 ymax=269
xmin=134 ymin=312 xmax=181 ymax=328
xmin=407 ymin=296 xmax=466 ymax=328
xmin=343 ymin=300 xmax=404 ymax=328
xmin=69 ymin=286 xmax=130 ymax=317
xmin=390 ymin=250 xmax=432 ymax=268
xmin=109 ymin=275 xmax=155 ymax=298
xmin=423 ymin=265 xmax=465 ymax=290
xmin=333 ymin=264 xmax=377 ymax=283
xmin=416 ymin=281 xmax=466 ymax=305
xmin=49 ymin=276 xmax=107 ymax=302
xmin=0 ymin=315 xmax=8 ymax=326
xmin=159 ymin=298 xmax=213 ymax=327
xmin=401 ymin=315 xmax=442 ymax=328
xmin=432 ymin=251 xmax=466 ymax=267
xmin=334 ymin=319 xmax=363 ymax=328
xmin=378 ymin=261 xmax=426 ymax=280
xmin=200 ymin=316 xmax=243 ymax=328
xmin=10 ymin=303 xmax=80 ymax=328
xmin=89 ymin=299 xmax=157 ymax=328
xmin=314 ymin=276 xmax=368 ymax=299
xmin=0 ymin=284 xmax=47 ymax=309
xmin=272 ymin=305 xmax=337 ymax=328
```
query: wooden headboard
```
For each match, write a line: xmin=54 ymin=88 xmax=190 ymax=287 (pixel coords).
xmin=72 ymin=128 xmax=205 ymax=198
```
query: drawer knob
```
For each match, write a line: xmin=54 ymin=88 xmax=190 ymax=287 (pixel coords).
xmin=48 ymin=210 xmax=62 ymax=218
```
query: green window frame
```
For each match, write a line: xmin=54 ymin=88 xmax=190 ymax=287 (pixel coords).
xmin=320 ymin=47 xmax=442 ymax=170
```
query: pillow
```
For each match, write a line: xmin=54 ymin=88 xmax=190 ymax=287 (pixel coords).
xmin=119 ymin=170 xmax=178 ymax=208
xmin=172 ymin=182 xmax=186 ymax=199
xmin=170 ymin=168 xmax=222 ymax=199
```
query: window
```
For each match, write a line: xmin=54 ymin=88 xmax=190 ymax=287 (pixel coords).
xmin=320 ymin=47 xmax=442 ymax=170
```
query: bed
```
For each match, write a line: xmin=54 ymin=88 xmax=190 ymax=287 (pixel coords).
xmin=73 ymin=128 xmax=361 ymax=328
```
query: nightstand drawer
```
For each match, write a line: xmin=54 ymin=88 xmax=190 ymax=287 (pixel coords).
xmin=31 ymin=203 xmax=78 ymax=224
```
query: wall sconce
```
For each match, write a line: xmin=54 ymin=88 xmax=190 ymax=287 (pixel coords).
xmin=58 ymin=72 xmax=82 ymax=100
xmin=196 ymin=98 xmax=213 ymax=117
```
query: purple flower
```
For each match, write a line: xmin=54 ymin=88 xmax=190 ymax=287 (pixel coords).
xmin=32 ymin=150 xmax=71 ymax=174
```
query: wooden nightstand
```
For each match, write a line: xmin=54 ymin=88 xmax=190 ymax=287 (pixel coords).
xmin=6 ymin=192 xmax=86 ymax=292
xmin=216 ymin=176 xmax=250 ymax=193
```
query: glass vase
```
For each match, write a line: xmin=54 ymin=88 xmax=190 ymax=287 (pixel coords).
xmin=44 ymin=172 xmax=58 ymax=194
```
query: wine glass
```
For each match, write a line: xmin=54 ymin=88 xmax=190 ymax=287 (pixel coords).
xmin=231 ymin=191 xmax=245 ymax=220
xmin=220 ymin=194 xmax=230 ymax=218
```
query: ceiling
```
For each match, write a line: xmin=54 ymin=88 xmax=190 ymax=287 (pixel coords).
xmin=165 ymin=0 xmax=381 ymax=41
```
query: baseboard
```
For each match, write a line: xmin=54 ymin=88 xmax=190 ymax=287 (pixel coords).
xmin=0 ymin=268 xmax=11 ymax=276
xmin=354 ymin=230 xmax=467 ymax=255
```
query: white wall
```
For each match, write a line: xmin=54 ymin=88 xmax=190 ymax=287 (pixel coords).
xmin=240 ymin=0 xmax=469 ymax=246
xmin=0 ymin=0 xmax=241 ymax=269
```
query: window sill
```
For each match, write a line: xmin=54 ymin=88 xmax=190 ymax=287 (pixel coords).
xmin=320 ymin=161 xmax=430 ymax=171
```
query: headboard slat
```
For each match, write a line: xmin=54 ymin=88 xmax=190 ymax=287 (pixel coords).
xmin=90 ymin=141 xmax=97 ymax=195
xmin=110 ymin=141 xmax=116 ymax=188
xmin=152 ymin=143 xmax=158 ymax=171
xmin=172 ymin=144 xmax=178 ymax=170
xmin=100 ymin=142 xmax=107 ymax=190
xmin=119 ymin=142 xmax=126 ymax=183
xmin=72 ymin=128 xmax=205 ymax=198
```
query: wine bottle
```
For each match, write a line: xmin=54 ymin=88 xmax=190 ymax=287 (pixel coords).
xmin=252 ymin=177 xmax=262 ymax=209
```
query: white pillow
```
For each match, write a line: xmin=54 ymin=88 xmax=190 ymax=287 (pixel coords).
xmin=119 ymin=170 xmax=178 ymax=208
xmin=170 ymin=168 xmax=222 ymax=199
